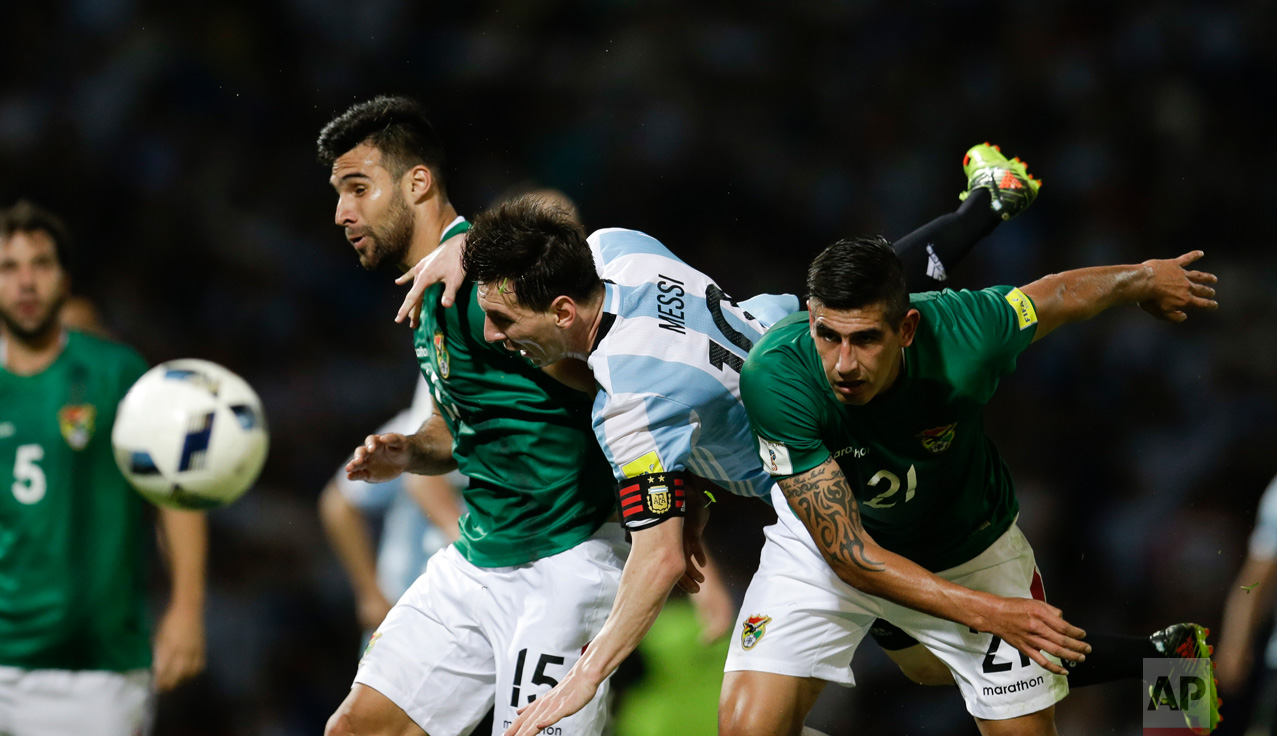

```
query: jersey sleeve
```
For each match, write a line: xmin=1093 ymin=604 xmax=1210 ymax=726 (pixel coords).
xmin=739 ymin=349 xmax=829 ymax=478
xmin=940 ymin=285 xmax=1039 ymax=384
xmin=594 ymin=392 xmax=698 ymax=529
xmin=1249 ymin=475 xmax=1277 ymax=560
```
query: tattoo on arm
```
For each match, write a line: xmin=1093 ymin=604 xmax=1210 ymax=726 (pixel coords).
xmin=780 ymin=462 xmax=885 ymax=574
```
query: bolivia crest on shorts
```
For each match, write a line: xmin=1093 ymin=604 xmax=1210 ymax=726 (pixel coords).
xmin=917 ymin=422 xmax=957 ymax=454
xmin=741 ymin=614 xmax=771 ymax=650
xmin=432 ymin=330 xmax=450 ymax=379
xmin=360 ymin=631 xmax=382 ymax=664
xmin=58 ymin=404 xmax=96 ymax=450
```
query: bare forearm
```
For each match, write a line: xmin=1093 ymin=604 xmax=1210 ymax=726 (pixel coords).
xmin=1021 ymin=264 xmax=1153 ymax=339
xmin=575 ymin=522 xmax=685 ymax=686
xmin=404 ymin=414 xmax=459 ymax=475
xmin=782 ymin=463 xmax=997 ymax=631
xmin=157 ymin=508 xmax=207 ymax=611
xmin=318 ymin=482 xmax=384 ymax=599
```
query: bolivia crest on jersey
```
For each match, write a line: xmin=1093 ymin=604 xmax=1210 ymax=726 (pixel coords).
xmin=917 ymin=422 xmax=957 ymax=454
xmin=741 ymin=614 xmax=771 ymax=650
xmin=432 ymin=330 xmax=450 ymax=379
xmin=58 ymin=404 xmax=96 ymax=450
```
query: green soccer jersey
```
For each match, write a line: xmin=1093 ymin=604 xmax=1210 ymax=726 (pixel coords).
xmin=413 ymin=218 xmax=616 ymax=567
xmin=0 ymin=331 xmax=151 ymax=671
xmin=740 ymin=286 xmax=1039 ymax=571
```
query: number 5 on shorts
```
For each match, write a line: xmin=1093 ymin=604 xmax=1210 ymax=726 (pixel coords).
xmin=510 ymin=649 xmax=565 ymax=706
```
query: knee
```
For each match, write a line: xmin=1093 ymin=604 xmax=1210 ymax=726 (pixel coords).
xmin=718 ymin=689 xmax=794 ymax=736
xmin=325 ymin=709 xmax=355 ymax=736
xmin=325 ymin=689 xmax=419 ymax=736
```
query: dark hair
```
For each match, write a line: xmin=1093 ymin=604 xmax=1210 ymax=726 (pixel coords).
xmin=0 ymin=199 xmax=72 ymax=273
xmin=807 ymin=235 xmax=908 ymax=324
xmin=316 ymin=95 xmax=448 ymax=190
xmin=462 ymin=196 xmax=599 ymax=313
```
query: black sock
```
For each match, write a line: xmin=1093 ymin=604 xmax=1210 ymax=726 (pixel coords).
xmin=893 ymin=188 xmax=1001 ymax=291
xmin=1064 ymin=632 xmax=1159 ymax=688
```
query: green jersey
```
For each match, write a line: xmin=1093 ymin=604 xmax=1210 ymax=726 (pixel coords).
xmin=413 ymin=218 xmax=616 ymax=567
xmin=0 ymin=331 xmax=151 ymax=671
xmin=740 ymin=286 xmax=1039 ymax=571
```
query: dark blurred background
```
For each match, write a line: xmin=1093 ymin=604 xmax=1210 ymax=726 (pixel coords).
xmin=2 ymin=0 xmax=1274 ymax=733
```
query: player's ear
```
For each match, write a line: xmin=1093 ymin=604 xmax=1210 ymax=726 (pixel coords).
xmin=406 ymin=165 xmax=434 ymax=204
xmin=551 ymin=295 xmax=576 ymax=328
xmin=897 ymin=309 xmax=921 ymax=347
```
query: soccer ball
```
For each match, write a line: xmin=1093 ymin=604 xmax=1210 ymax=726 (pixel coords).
xmin=112 ymin=359 xmax=269 ymax=510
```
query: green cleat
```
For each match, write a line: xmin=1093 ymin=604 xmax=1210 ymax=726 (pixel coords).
xmin=1150 ymin=623 xmax=1221 ymax=734
xmin=959 ymin=142 xmax=1042 ymax=221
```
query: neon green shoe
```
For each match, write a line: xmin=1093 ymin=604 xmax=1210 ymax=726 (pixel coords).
xmin=959 ymin=142 xmax=1041 ymax=220
xmin=1150 ymin=623 xmax=1221 ymax=734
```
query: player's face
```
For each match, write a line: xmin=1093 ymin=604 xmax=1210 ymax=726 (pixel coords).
xmin=476 ymin=282 xmax=568 ymax=367
xmin=0 ymin=230 xmax=68 ymax=342
xmin=809 ymin=299 xmax=918 ymax=406
xmin=330 ymin=144 xmax=414 ymax=270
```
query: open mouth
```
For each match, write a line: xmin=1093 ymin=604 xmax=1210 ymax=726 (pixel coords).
xmin=835 ymin=380 xmax=866 ymax=396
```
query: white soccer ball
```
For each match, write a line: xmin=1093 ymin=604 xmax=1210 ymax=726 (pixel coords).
xmin=112 ymin=358 xmax=269 ymax=510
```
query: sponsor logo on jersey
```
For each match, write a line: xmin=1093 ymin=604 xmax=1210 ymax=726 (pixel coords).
xmin=741 ymin=614 xmax=771 ymax=650
xmin=621 ymin=450 xmax=664 ymax=479
xmin=58 ymin=404 xmax=96 ymax=450
xmin=832 ymin=445 xmax=867 ymax=460
xmin=917 ymin=422 xmax=957 ymax=454
xmin=432 ymin=330 xmax=450 ymax=379
xmin=757 ymin=437 xmax=792 ymax=476
xmin=1003 ymin=287 xmax=1038 ymax=331
xmin=983 ymin=675 xmax=1044 ymax=696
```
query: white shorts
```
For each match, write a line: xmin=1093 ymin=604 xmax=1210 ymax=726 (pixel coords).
xmin=0 ymin=666 xmax=153 ymax=736
xmin=725 ymin=492 xmax=1068 ymax=721
xmin=355 ymin=523 xmax=629 ymax=736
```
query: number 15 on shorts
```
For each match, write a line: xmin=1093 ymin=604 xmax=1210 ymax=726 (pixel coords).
xmin=510 ymin=649 xmax=565 ymax=706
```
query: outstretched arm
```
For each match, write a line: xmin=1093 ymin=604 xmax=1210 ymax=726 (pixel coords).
xmin=781 ymin=457 xmax=1089 ymax=675
xmin=1020 ymin=250 xmax=1217 ymax=343
xmin=505 ymin=519 xmax=687 ymax=736
xmin=346 ymin=413 xmax=458 ymax=481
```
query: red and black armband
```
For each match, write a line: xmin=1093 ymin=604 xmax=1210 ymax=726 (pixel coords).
xmin=618 ymin=472 xmax=688 ymax=531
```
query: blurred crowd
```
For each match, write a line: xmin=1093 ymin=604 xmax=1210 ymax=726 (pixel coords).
xmin=2 ymin=1 xmax=1274 ymax=734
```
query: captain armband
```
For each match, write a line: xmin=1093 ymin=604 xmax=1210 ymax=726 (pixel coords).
xmin=618 ymin=472 xmax=689 ymax=531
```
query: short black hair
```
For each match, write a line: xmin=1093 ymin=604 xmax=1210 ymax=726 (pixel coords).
xmin=0 ymin=199 xmax=72 ymax=273
xmin=463 ymin=196 xmax=599 ymax=313
xmin=316 ymin=95 xmax=448 ymax=190
xmin=807 ymin=236 xmax=908 ymax=324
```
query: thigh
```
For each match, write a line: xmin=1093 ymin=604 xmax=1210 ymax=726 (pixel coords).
xmin=885 ymin=525 xmax=1068 ymax=722
xmin=719 ymin=670 xmax=826 ymax=736
xmin=0 ymin=667 xmax=152 ymax=736
xmin=975 ymin=703 xmax=1057 ymax=736
xmin=327 ymin=684 xmax=428 ymax=736
xmin=724 ymin=520 xmax=881 ymax=688
xmin=354 ymin=546 xmax=498 ymax=736
xmin=491 ymin=525 xmax=627 ymax=736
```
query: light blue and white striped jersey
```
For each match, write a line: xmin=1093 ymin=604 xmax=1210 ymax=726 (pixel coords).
xmin=585 ymin=227 xmax=799 ymax=506
xmin=334 ymin=376 xmax=459 ymax=601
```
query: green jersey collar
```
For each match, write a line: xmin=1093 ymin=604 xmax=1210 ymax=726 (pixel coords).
xmin=440 ymin=216 xmax=469 ymax=243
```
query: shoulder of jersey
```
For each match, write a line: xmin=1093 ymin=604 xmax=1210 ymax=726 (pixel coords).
xmin=68 ymin=330 xmax=144 ymax=364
